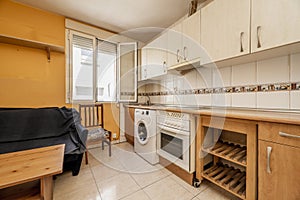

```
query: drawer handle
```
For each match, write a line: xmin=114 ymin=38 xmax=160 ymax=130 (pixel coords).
xmin=279 ymin=131 xmax=300 ymax=139
xmin=267 ymin=146 xmax=272 ymax=174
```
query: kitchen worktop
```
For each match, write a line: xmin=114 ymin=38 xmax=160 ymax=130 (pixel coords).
xmin=125 ymin=104 xmax=300 ymax=125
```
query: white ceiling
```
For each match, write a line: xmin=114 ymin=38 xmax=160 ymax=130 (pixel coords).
xmin=14 ymin=0 xmax=191 ymax=43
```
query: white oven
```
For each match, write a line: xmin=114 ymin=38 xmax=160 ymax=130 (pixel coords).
xmin=157 ymin=111 xmax=195 ymax=173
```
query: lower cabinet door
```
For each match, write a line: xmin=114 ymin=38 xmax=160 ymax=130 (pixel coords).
xmin=258 ymin=140 xmax=300 ymax=200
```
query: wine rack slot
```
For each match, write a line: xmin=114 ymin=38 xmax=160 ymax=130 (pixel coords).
xmin=203 ymin=141 xmax=247 ymax=167
xmin=202 ymin=164 xmax=246 ymax=199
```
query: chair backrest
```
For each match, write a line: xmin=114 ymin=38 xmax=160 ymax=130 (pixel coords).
xmin=78 ymin=104 xmax=104 ymax=128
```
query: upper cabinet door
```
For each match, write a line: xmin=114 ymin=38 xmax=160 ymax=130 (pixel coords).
xmin=251 ymin=0 xmax=300 ymax=52
xmin=167 ymin=23 xmax=183 ymax=68
xmin=201 ymin=0 xmax=250 ymax=65
xmin=146 ymin=33 xmax=168 ymax=78
xmin=182 ymin=11 xmax=201 ymax=62
xmin=147 ymin=33 xmax=167 ymax=69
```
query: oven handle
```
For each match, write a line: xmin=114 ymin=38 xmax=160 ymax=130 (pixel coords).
xmin=157 ymin=125 xmax=190 ymax=136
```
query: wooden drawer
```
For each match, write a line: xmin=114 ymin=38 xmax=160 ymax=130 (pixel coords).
xmin=258 ymin=122 xmax=300 ymax=147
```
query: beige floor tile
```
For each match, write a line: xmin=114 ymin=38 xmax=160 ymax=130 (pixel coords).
xmin=116 ymin=142 xmax=134 ymax=152
xmin=54 ymin=183 xmax=101 ymax=200
xmin=119 ymin=152 xmax=158 ymax=173
xmin=170 ymin=174 xmax=209 ymax=196
xmin=89 ymin=147 xmax=125 ymax=172
xmin=97 ymin=173 xmax=141 ymax=200
xmin=130 ymin=165 xmax=171 ymax=188
xmin=54 ymin=168 xmax=95 ymax=196
xmin=91 ymin=164 xmax=121 ymax=184
xmin=143 ymin=176 xmax=194 ymax=200
xmin=120 ymin=190 xmax=150 ymax=200
xmin=87 ymin=152 xmax=103 ymax=167
xmin=196 ymin=183 xmax=239 ymax=200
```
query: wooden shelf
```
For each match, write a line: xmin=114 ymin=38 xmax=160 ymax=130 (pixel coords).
xmin=203 ymin=141 xmax=247 ymax=167
xmin=202 ymin=164 xmax=246 ymax=200
xmin=0 ymin=34 xmax=64 ymax=62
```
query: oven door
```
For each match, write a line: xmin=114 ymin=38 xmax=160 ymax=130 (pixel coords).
xmin=157 ymin=125 xmax=190 ymax=172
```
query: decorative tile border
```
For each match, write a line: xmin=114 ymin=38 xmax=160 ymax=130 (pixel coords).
xmin=138 ymin=82 xmax=300 ymax=96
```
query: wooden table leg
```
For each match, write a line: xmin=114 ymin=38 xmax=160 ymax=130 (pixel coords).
xmin=40 ymin=176 xmax=53 ymax=200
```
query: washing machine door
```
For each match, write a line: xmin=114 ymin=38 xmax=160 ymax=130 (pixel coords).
xmin=137 ymin=120 xmax=149 ymax=145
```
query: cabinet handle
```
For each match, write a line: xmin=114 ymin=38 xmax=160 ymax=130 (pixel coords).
xmin=240 ymin=32 xmax=244 ymax=52
xmin=183 ymin=46 xmax=187 ymax=60
xmin=176 ymin=49 xmax=180 ymax=63
xmin=163 ymin=61 xmax=167 ymax=73
xmin=267 ymin=146 xmax=272 ymax=174
xmin=279 ymin=131 xmax=300 ymax=139
xmin=257 ymin=26 xmax=262 ymax=48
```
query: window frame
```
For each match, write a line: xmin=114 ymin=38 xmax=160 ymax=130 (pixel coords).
xmin=66 ymin=29 xmax=138 ymax=104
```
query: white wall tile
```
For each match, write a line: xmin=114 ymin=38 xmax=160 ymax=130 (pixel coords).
xmin=213 ymin=67 xmax=231 ymax=88
xmin=290 ymin=91 xmax=300 ymax=110
xmin=138 ymin=96 xmax=146 ymax=104
xmin=151 ymin=96 xmax=161 ymax=104
xmin=183 ymin=69 xmax=198 ymax=89
xmin=196 ymin=94 xmax=212 ymax=106
xmin=196 ymin=67 xmax=213 ymax=88
xmin=257 ymin=91 xmax=289 ymax=109
xmin=211 ymin=93 xmax=231 ymax=107
xmin=257 ymin=56 xmax=289 ymax=84
xmin=232 ymin=62 xmax=256 ymax=86
xmin=291 ymin=53 xmax=300 ymax=82
xmin=232 ymin=93 xmax=256 ymax=108
xmin=183 ymin=94 xmax=198 ymax=106
xmin=173 ymin=94 xmax=182 ymax=105
xmin=173 ymin=77 xmax=185 ymax=90
xmin=164 ymin=95 xmax=174 ymax=105
xmin=164 ymin=79 xmax=174 ymax=91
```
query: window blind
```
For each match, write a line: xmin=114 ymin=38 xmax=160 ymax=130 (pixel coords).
xmin=97 ymin=40 xmax=117 ymax=55
xmin=73 ymin=34 xmax=93 ymax=50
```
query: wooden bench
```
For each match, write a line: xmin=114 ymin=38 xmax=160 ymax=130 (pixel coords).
xmin=0 ymin=144 xmax=65 ymax=200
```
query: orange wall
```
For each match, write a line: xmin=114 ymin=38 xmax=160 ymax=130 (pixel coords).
xmin=0 ymin=0 xmax=66 ymax=107
xmin=0 ymin=1 xmax=120 ymax=137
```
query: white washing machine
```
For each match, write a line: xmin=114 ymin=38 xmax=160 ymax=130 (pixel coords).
xmin=134 ymin=109 xmax=159 ymax=165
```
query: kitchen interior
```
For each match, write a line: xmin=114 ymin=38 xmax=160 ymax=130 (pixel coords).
xmin=0 ymin=0 xmax=300 ymax=199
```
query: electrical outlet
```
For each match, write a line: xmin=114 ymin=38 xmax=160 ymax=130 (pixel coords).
xmin=112 ymin=133 xmax=117 ymax=139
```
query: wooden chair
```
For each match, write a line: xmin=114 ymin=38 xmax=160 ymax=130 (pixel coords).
xmin=79 ymin=104 xmax=111 ymax=165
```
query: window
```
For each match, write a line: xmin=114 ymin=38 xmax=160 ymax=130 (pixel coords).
xmin=66 ymin=30 xmax=137 ymax=103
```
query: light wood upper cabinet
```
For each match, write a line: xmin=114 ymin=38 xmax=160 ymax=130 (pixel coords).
xmin=251 ymin=0 xmax=300 ymax=52
xmin=200 ymin=0 xmax=250 ymax=65
xmin=167 ymin=23 xmax=183 ymax=67
xmin=182 ymin=11 xmax=201 ymax=62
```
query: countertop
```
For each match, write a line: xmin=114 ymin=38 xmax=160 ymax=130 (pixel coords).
xmin=125 ymin=104 xmax=300 ymax=125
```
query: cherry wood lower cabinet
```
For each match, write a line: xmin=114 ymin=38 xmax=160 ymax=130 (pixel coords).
xmin=258 ymin=122 xmax=300 ymax=200
xmin=196 ymin=116 xmax=257 ymax=200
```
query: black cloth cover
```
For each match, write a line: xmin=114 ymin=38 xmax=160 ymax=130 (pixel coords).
xmin=0 ymin=107 xmax=87 ymax=154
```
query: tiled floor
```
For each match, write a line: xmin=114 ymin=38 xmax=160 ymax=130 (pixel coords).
xmin=54 ymin=142 xmax=239 ymax=200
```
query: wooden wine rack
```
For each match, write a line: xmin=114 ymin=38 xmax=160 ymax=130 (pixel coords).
xmin=202 ymin=164 xmax=246 ymax=199
xmin=196 ymin=116 xmax=257 ymax=200
xmin=202 ymin=141 xmax=247 ymax=167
